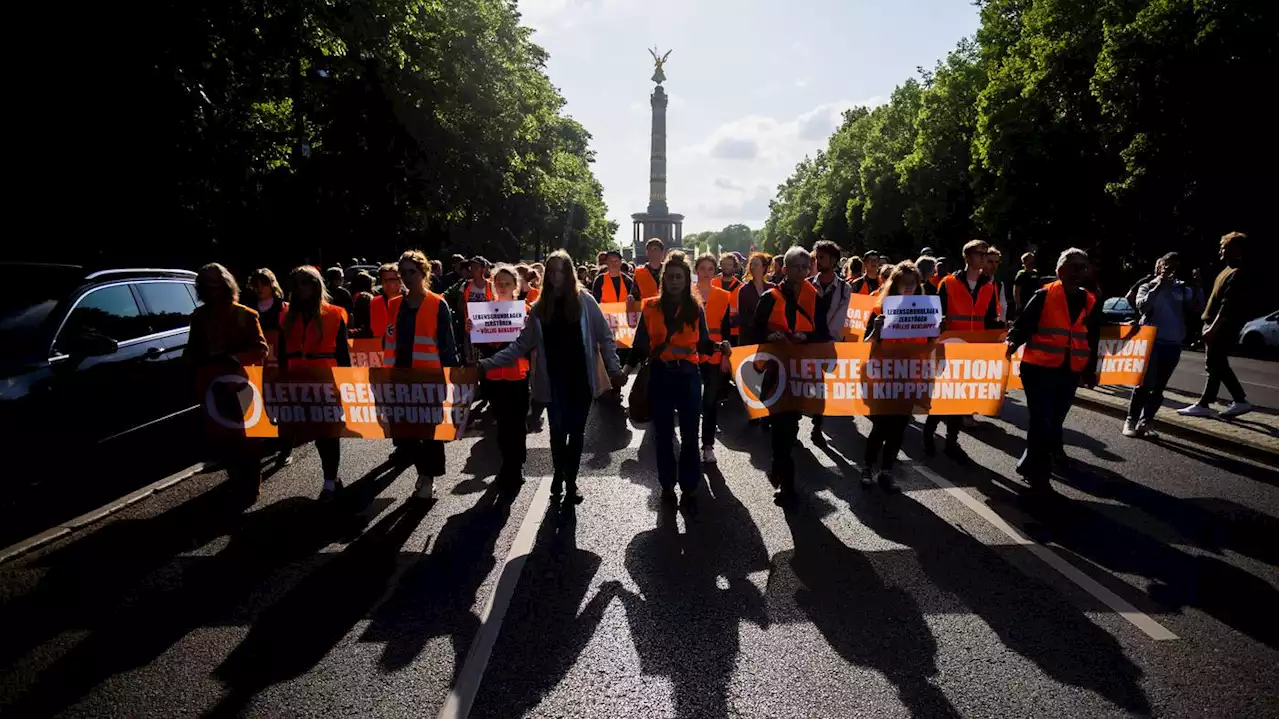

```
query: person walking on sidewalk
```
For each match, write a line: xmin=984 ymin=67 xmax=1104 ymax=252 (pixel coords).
xmin=1007 ymin=248 xmax=1100 ymax=504
xmin=481 ymin=250 xmax=624 ymax=505
xmin=749 ymin=246 xmax=819 ymax=504
xmin=1124 ymin=252 xmax=1200 ymax=437
xmin=807 ymin=240 xmax=852 ymax=447
xmin=1178 ymin=232 xmax=1254 ymax=419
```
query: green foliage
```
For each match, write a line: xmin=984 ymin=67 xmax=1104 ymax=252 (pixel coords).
xmin=46 ymin=0 xmax=614 ymax=270
xmin=763 ymin=0 xmax=1277 ymax=288
xmin=686 ymin=224 xmax=762 ymax=256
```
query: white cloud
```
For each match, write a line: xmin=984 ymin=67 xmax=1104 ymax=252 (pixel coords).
xmin=795 ymin=79 xmax=810 ymax=89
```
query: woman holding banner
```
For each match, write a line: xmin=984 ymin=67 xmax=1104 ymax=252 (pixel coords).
xmin=279 ymin=265 xmax=352 ymax=501
xmin=480 ymin=250 xmax=624 ymax=505
xmin=476 ymin=264 xmax=531 ymax=486
xmin=748 ymin=246 xmax=818 ymax=504
xmin=861 ymin=261 xmax=930 ymax=492
xmin=1007 ymin=248 xmax=1099 ymax=504
xmin=188 ymin=264 xmax=270 ymax=504
xmin=621 ymin=251 xmax=728 ymax=511
xmin=384 ymin=250 xmax=461 ymax=500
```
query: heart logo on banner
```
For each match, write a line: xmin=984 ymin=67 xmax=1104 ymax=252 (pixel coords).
xmin=734 ymin=352 xmax=787 ymax=410
xmin=205 ymin=374 xmax=263 ymax=430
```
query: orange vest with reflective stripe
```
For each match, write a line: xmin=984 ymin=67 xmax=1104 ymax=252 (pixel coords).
xmin=383 ymin=293 xmax=445 ymax=369
xmin=634 ymin=265 xmax=661 ymax=299
xmin=281 ymin=304 xmax=344 ymax=368
xmin=642 ymin=297 xmax=701 ymax=365
xmin=699 ymin=285 xmax=731 ymax=364
xmin=599 ymin=274 xmax=627 ymax=304
xmin=485 ymin=299 xmax=531 ymax=381
xmin=940 ymin=274 xmax=995 ymax=331
xmin=1022 ymin=281 xmax=1095 ymax=372
xmin=765 ymin=282 xmax=817 ymax=335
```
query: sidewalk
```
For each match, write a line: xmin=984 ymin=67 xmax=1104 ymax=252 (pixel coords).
xmin=1076 ymin=385 xmax=1278 ymax=461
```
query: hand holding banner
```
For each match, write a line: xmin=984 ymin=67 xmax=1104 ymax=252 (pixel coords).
xmin=467 ymin=301 xmax=526 ymax=344
xmin=880 ymin=295 xmax=941 ymax=339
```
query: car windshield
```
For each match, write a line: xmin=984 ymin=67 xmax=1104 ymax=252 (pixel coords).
xmin=0 ymin=269 xmax=82 ymax=360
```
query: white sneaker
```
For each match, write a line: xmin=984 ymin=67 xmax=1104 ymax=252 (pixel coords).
xmin=1176 ymin=404 xmax=1215 ymax=417
xmin=1220 ymin=401 xmax=1254 ymax=419
xmin=1122 ymin=420 xmax=1140 ymax=437
xmin=701 ymin=446 xmax=717 ymax=464
xmin=1136 ymin=421 xmax=1158 ymax=439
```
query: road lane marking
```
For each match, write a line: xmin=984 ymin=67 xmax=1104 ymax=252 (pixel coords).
xmin=439 ymin=476 xmax=554 ymax=719
xmin=909 ymin=464 xmax=1179 ymax=642
xmin=0 ymin=462 xmax=210 ymax=565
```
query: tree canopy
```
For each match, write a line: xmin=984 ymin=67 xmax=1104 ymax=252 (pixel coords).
xmin=762 ymin=0 xmax=1276 ymax=289
xmin=17 ymin=0 xmax=616 ymax=271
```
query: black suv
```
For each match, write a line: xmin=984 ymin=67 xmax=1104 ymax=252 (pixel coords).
xmin=1 ymin=265 xmax=202 ymax=527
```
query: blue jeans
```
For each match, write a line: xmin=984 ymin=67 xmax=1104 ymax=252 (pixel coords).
xmin=1127 ymin=341 xmax=1182 ymax=425
xmin=1017 ymin=363 xmax=1080 ymax=485
xmin=649 ymin=361 xmax=703 ymax=492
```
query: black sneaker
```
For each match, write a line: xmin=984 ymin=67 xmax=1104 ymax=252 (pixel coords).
xmin=680 ymin=492 xmax=698 ymax=515
xmin=318 ymin=479 xmax=344 ymax=501
xmin=567 ymin=485 xmax=584 ymax=505
xmin=877 ymin=468 xmax=900 ymax=493
xmin=860 ymin=466 xmax=875 ymax=487
xmin=922 ymin=433 xmax=937 ymax=457
xmin=943 ymin=442 xmax=972 ymax=466
xmin=660 ymin=487 xmax=678 ymax=505
xmin=810 ymin=429 xmax=827 ymax=448
xmin=773 ymin=485 xmax=796 ymax=505
xmin=550 ymin=478 xmax=564 ymax=498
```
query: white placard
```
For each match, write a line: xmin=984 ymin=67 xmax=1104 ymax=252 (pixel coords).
xmin=468 ymin=300 xmax=526 ymax=344
xmin=880 ymin=295 xmax=942 ymax=339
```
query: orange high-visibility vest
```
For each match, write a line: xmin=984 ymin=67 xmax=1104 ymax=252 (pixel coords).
xmin=851 ymin=275 xmax=879 ymax=295
xmin=281 ymin=304 xmax=344 ymax=368
xmin=1022 ymin=281 xmax=1095 ymax=372
xmin=765 ymin=281 xmax=817 ymax=335
xmin=524 ymin=287 xmax=540 ymax=303
xmin=711 ymin=274 xmax=742 ymax=293
xmin=940 ymin=274 xmax=995 ymax=331
xmin=383 ymin=293 xmax=445 ymax=369
xmin=634 ymin=265 xmax=661 ymax=300
xmin=485 ymin=298 xmax=531 ymax=381
xmin=599 ymin=274 xmax=627 ymax=304
xmin=641 ymin=297 xmax=701 ymax=365
xmin=699 ymin=285 xmax=731 ymax=365
xmin=370 ymin=294 xmax=392 ymax=340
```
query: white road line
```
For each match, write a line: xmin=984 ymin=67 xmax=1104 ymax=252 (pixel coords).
xmin=438 ymin=476 xmax=554 ymax=719
xmin=909 ymin=464 xmax=1179 ymax=642
xmin=0 ymin=461 xmax=209 ymax=565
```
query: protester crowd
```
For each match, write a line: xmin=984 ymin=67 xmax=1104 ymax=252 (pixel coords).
xmin=187 ymin=230 xmax=1257 ymax=512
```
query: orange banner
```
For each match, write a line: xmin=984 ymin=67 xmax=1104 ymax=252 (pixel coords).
xmin=202 ymin=366 xmax=479 ymax=440
xmin=842 ymin=293 xmax=878 ymax=341
xmin=729 ymin=342 xmax=1010 ymax=418
xmin=936 ymin=326 xmax=1156 ymax=388
xmin=349 ymin=338 xmax=385 ymax=367
xmin=599 ymin=302 xmax=640 ymax=349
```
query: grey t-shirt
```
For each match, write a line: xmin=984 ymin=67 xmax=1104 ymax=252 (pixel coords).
xmin=1136 ymin=278 xmax=1196 ymax=344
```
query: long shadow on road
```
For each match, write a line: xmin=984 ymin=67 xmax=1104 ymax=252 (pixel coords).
xmin=0 ymin=460 xmax=407 ymax=716
xmin=791 ymin=447 xmax=1153 ymax=716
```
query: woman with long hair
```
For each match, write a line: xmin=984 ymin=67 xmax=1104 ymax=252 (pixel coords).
xmin=476 ymin=264 xmax=531 ymax=485
xmin=621 ymin=251 xmax=728 ymax=511
xmin=247 ymin=267 xmax=293 ymax=467
xmin=480 ymin=250 xmax=623 ymax=504
xmin=861 ymin=260 xmax=929 ymax=492
xmin=279 ymin=265 xmax=352 ymax=500
xmin=383 ymin=250 xmax=461 ymax=499
xmin=186 ymin=263 xmax=270 ymax=504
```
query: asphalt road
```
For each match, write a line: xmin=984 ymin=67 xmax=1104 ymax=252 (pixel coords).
xmin=1 ymin=383 xmax=1276 ymax=718
xmin=1166 ymin=350 xmax=1278 ymax=412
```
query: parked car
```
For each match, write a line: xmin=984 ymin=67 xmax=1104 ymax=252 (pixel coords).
xmin=344 ymin=263 xmax=380 ymax=285
xmin=0 ymin=264 xmax=202 ymax=492
xmin=1101 ymin=296 xmax=1137 ymax=324
xmin=1238 ymin=311 xmax=1278 ymax=354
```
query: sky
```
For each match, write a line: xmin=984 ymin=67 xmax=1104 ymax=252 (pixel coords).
xmin=516 ymin=0 xmax=982 ymax=250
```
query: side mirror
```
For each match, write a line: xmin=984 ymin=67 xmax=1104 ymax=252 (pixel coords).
xmin=57 ymin=331 xmax=119 ymax=358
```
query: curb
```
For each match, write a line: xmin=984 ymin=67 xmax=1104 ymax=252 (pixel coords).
xmin=1073 ymin=392 xmax=1277 ymax=463
xmin=0 ymin=462 xmax=210 ymax=566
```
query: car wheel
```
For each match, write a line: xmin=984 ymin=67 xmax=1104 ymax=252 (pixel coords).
xmin=1242 ymin=332 xmax=1265 ymax=355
